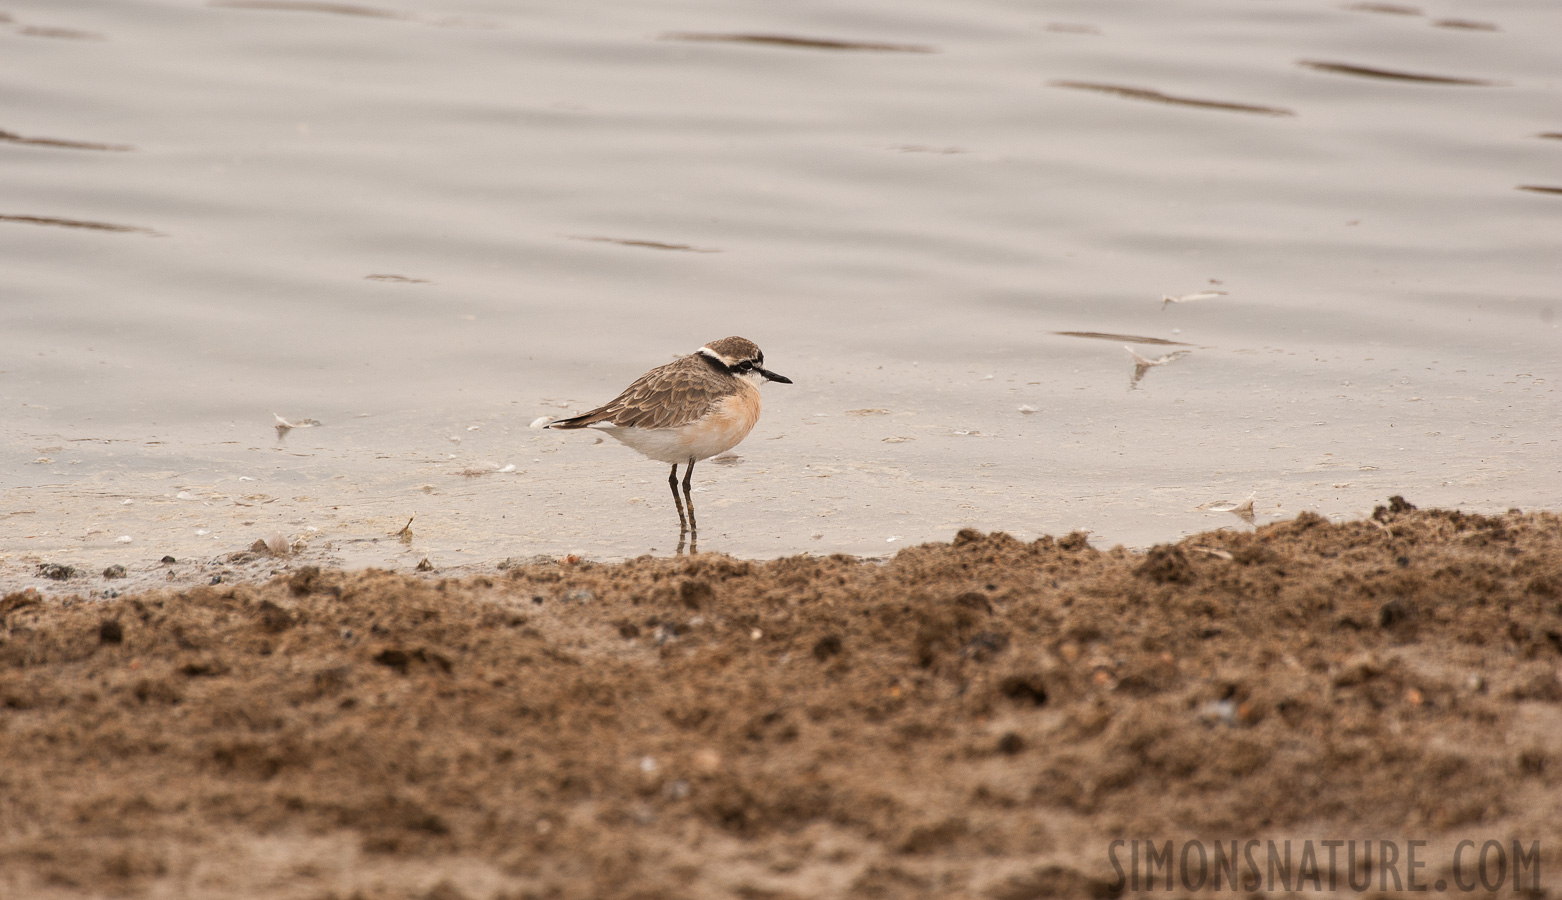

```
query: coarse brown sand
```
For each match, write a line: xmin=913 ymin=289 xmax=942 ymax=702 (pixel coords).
xmin=2 ymin=500 xmax=1560 ymax=899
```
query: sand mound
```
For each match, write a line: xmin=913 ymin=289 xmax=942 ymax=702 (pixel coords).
xmin=2 ymin=501 xmax=1559 ymax=898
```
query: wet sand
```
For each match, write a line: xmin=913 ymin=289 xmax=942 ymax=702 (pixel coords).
xmin=4 ymin=500 xmax=1560 ymax=898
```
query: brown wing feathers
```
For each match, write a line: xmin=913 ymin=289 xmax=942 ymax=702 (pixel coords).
xmin=550 ymin=355 xmax=729 ymax=430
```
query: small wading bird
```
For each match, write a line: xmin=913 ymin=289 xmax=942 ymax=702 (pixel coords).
xmin=547 ymin=336 xmax=791 ymax=551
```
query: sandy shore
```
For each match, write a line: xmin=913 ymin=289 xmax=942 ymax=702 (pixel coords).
xmin=2 ymin=499 xmax=1560 ymax=898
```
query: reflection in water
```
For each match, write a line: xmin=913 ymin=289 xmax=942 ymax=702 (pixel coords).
xmin=1049 ymin=81 xmax=1294 ymax=117
xmin=1433 ymin=18 xmax=1499 ymax=31
xmin=206 ymin=0 xmax=489 ymax=28
xmin=1296 ymin=60 xmax=1498 ymax=86
xmin=1344 ymin=3 xmax=1422 ymax=15
xmin=0 ymin=129 xmax=132 ymax=152
xmin=1054 ymin=331 xmax=1191 ymax=346
xmin=567 ymin=235 xmax=720 ymax=253
xmin=365 ymin=273 xmax=430 ymax=283
xmin=0 ymin=214 xmax=158 ymax=235
xmin=18 ymin=26 xmax=105 ymax=40
xmin=1338 ymin=4 xmax=1501 ymax=29
xmin=660 ymin=32 xmax=935 ymax=53
xmin=1043 ymin=23 xmax=1100 ymax=35
xmin=208 ymin=0 xmax=408 ymax=19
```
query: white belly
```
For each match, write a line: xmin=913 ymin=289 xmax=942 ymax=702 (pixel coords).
xmin=595 ymin=388 xmax=761 ymax=464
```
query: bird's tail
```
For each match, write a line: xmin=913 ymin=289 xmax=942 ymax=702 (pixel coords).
xmin=546 ymin=409 xmax=611 ymax=429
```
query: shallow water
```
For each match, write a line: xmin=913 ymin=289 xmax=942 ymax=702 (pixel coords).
xmin=3 ymin=0 xmax=1559 ymax=586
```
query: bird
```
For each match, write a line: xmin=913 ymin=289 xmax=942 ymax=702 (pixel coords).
xmin=547 ymin=336 xmax=791 ymax=546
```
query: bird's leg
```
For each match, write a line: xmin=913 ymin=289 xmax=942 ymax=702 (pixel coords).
xmin=668 ymin=463 xmax=688 ymax=536
xmin=682 ymin=458 xmax=697 ymax=551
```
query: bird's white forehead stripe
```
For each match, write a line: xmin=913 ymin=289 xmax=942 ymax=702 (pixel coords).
xmin=698 ymin=346 xmax=741 ymax=365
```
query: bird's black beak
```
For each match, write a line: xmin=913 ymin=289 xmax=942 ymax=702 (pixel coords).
xmin=759 ymin=367 xmax=792 ymax=384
